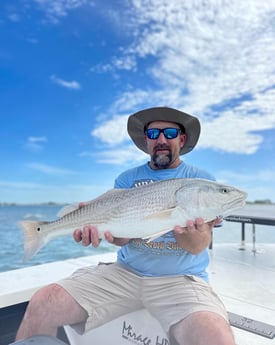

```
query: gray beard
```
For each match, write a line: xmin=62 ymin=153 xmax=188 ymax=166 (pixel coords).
xmin=152 ymin=153 xmax=172 ymax=169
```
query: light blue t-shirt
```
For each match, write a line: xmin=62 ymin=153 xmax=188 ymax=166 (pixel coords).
xmin=114 ymin=161 xmax=215 ymax=281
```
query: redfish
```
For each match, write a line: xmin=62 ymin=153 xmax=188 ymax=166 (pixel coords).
xmin=19 ymin=178 xmax=247 ymax=261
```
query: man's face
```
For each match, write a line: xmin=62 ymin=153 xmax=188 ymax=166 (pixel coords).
xmin=145 ymin=121 xmax=186 ymax=169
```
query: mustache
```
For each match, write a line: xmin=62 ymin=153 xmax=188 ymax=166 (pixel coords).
xmin=154 ymin=144 xmax=171 ymax=152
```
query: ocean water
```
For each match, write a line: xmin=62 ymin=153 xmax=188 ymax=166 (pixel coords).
xmin=0 ymin=204 xmax=117 ymax=272
xmin=0 ymin=204 xmax=274 ymax=273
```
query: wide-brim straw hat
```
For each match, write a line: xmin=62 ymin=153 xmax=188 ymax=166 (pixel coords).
xmin=127 ymin=106 xmax=201 ymax=155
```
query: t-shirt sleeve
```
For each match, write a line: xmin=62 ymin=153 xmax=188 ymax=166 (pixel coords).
xmin=184 ymin=165 xmax=216 ymax=181
xmin=114 ymin=171 xmax=132 ymax=189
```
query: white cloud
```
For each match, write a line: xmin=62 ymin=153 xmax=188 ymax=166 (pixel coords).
xmin=91 ymin=115 xmax=129 ymax=145
xmin=91 ymin=56 xmax=137 ymax=74
xmin=0 ymin=181 xmax=43 ymax=189
xmin=89 ymin=145 xmax=147 ymax=165
xmin=26 ymin=163 xmax=76 ymax=175
xmin=34 ymin=0 xmax=91 ymax=23
xmin=34 ymin=0 xmax=275 ymax=162
xmin=50 ymin=74 xmax=81 ymax=90
xmin=28 ymin=136 xmax=47 ymax=143
xmin=8 ymin=14 xmax=20 ymax=22
xmin=89 ymin=0 xmax=275 ymax=158
xmin=25 ymin=136 xmax=48 ymax=152
xmin=0 ymin=180 xmax=111 ymax=204
xmin=199 ymin=87 xmax=275 ymax=153
xmin=125 ymin=0 xmax=275 ymax=108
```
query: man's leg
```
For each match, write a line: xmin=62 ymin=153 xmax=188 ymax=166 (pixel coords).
xmin=170 ymin=311 xmax=235 ymax=345
xmin=15 ymin=283 xmax=87 ymax=340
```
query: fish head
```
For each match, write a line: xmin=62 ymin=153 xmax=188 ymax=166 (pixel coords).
xmin=175 ymin=179 xmax=247 ymax=220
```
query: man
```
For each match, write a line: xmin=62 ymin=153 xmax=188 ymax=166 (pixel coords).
xmin=16 ymin=107 xmax=235 ymax=345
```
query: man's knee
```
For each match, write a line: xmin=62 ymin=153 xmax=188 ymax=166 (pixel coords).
xmin=27 ymin=284 xmax=64 ymax=315
xmin=15 ymin=284 xmax=66 ymax=340
xmin=32 ymin=283 xmax=62 ymax=302
xmin=170 ymin=311 xmax=235 ymax=345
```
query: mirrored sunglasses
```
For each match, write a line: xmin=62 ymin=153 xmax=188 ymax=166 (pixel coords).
xmin=145 ymin=127 xmax=181 ymax=140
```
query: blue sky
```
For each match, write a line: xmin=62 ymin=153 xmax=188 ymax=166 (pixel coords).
xmin=0 ymin=0 xmax=275 ymax=204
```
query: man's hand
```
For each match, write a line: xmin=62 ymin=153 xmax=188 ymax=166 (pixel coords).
xmin=173 ymin=217 xmax=221 ymax=254
xmin=73 ymin=225 xmax=131 ymax=247
xmin=73 ymin=202 xmax=130 ymax=247
xmin=73 ymin=225 xmax=102 ymax=247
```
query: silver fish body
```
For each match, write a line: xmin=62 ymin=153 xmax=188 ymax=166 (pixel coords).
xmin=19 ymin=178 xmax=247 ymax=261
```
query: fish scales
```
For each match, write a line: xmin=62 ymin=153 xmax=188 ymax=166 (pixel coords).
xmin=54 ymin=180 xmax=176 ymax=229
xmin=18 ymin=178 xmax=247 ymax=261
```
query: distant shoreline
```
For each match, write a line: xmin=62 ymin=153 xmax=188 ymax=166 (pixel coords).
xmin=0 ymin=200 xmax=274 ymax=207
xmin=246 ymin=200 xmax=274 ymax=205
xmin=0 ymin=202 xmax=66 ymax=207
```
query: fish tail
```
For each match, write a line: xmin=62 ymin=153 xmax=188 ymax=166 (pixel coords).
xmin=18 ymin=220 xmax=47 ymax=262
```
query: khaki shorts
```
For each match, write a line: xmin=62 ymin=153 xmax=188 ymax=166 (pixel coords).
xmin=58 ymin=263 xmax=228 ymax=334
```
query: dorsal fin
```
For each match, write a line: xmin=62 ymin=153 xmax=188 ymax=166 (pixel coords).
xmin=57 ymin=189 xmax=128 ymax=218
xmin=94 ymin=188 xmax=127 ymax=199
xmin=57 ymin=203 xmax=81 ymax=218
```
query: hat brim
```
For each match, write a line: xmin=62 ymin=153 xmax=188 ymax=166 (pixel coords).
xmin=127 ymin=107 xmax=201 ymax=155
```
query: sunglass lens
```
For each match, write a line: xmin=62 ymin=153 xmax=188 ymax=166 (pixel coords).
xmin=147 ymin=129 xmax=160 ymax=139
xmin=146 ymin=128 xmax=180 ymax=139
xmin=163 ymin=128 xmax=178 ymax=139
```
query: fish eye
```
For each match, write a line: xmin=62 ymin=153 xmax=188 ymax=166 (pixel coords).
xmin=221 ymin=188 xmax=228 ymax=193
xmin=37 ymin=227 xmax=41 ymax=232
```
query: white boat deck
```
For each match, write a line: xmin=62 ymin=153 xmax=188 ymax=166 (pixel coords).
xmin=0 ymin=252 xmax=118 ymax=309
xmin=1 ymin=241 xmax=275 ymax=345
xmin=209 ymin=243 xmax=275 ymax=344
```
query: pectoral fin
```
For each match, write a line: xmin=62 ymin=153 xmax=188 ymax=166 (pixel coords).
xmin=141 ymin=207 xmax=188 ymax=242
xmin=142 ymin=228 xmax=173 ymax=241
xmin=143 ymin=208 xmax=175 ymax=221
xmin=141 ymin=208 xmax=175 ymax=241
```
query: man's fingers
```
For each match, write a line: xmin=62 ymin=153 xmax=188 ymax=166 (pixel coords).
xmin=73 ymin=225 xmax=102 ymax=247
xmin=104 ymin=231 xmax=114 ymax=243
xmin=81 ymin=225 xmax=93 ymax=246
xmin=174 ymin=218 xmax=205 ymax=235
xmin=194 ymin=217 xmax=204 ymax=231
xmin=73 ymin=228 xmax=83 ymax=242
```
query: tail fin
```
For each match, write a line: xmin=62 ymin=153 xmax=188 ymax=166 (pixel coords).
xmin=18 ymin=220 xmax=47 ymax=262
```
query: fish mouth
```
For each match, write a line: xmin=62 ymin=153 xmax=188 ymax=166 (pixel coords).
xmin=222 ymin=194 xmax=247 ymax=215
